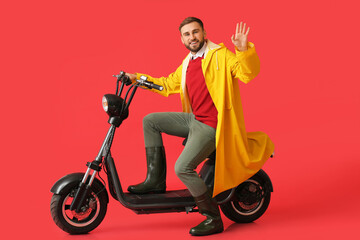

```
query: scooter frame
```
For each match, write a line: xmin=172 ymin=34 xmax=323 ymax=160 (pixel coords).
xmin=50 ymin=72 xmax=273 ymax=232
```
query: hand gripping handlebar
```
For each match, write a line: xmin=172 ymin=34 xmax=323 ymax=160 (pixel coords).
xmin=112 ymin=72 xmax=163 ymax=91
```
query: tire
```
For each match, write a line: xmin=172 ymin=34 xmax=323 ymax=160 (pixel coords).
xmin=220 ymin=172 xmax=271 ymax=223
xmin=50 ymin=181 xmax=108 ymax=234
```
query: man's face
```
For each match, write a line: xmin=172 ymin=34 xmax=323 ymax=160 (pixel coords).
xmin=180 ymin=22 xmax=206 ymax=54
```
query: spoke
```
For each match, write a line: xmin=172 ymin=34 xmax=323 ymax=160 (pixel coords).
xmin=64 ymin=205 xmax=71 ymax=210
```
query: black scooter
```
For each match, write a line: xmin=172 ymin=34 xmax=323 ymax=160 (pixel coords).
xmin=50 ymin=72 xmax=274 ymax=234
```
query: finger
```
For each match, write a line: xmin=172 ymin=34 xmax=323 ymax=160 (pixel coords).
xmin=245 ymin=26 xmax=250 ymax=35
xmin=235 ymin=23 xmax=239 ymax=36
xmin=239 ymin=22 xmax=243 ymax=35
xmin=231 ymin=35 xmax=236 ymax=44
xmin=242 ymin=23 xmax=246 ymax=34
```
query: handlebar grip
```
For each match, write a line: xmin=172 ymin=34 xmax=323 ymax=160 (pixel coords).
xmin=122 ymin=75 xmax=132 ymax=86
xmin=149 ymin=83 xmax=163 ymax=91
xmin=113 ymin=71 xmax=131 ymax=85
xmin=137 ymin=76 xmax=163 ymax=91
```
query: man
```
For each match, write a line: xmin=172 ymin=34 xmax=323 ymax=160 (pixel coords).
xmin=126 ymin=17 xmax=274 ymax=236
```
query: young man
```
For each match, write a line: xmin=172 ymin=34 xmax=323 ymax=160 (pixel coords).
xmin=126 ymin=17 xmax=274 ymax=236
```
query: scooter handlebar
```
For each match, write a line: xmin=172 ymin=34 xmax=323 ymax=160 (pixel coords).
xmin=113 ymin=71 xmax=132 ymax=86
xmin=113 ymin=72 xmax=163 ymax=91
xmin=137 ymin=76 xmax=163 ymax=91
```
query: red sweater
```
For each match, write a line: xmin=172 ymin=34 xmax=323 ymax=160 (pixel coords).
xmin=186 ymin=57 xmax=218 ymax=129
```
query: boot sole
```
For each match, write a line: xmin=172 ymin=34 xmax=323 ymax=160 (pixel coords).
xmin=189 ymin=228 xmax=224 ymax=236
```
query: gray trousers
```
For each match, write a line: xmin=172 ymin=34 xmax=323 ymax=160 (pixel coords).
xmin=143 ymin=112 xmax=216 ymax=197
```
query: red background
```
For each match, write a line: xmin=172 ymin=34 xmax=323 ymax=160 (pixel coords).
xmin=1 ymin=0 xmax=359 ymax=239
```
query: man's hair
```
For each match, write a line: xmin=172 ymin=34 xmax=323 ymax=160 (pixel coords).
xmin=179 ymin=17 xmax=204 ymax=32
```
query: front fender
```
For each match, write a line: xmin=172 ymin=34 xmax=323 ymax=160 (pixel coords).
xmin=50 ymin=172 xmax=109 ymax=203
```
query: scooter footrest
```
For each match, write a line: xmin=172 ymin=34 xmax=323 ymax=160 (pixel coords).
xmin=133 ymin=207 xmax=193 ymax=214
xmin=124 ymin=189 xmax=195 ymax=206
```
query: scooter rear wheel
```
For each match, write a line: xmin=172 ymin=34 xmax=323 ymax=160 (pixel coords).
xmin=50 ymin=182 xmax=108 ymax=234
xmin=220 ymin=172 xmax=271 ymax=223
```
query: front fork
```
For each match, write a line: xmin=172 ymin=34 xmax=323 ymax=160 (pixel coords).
xmin=70 ymin=125 xmax=116 ymax=213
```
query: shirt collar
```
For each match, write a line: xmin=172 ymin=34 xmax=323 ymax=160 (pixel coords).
xmin=190 ymin=41 xmax=207 ymax=60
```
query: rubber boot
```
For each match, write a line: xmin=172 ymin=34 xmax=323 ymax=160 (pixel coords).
xmin=127 ymin=146 xmax=166 ymax=194
xmin=189 ymin=190 xmax=224 ymax=236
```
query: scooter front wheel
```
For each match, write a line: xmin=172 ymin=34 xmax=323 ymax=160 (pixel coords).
xmin=220 ymin=171 xmax=271 ymax=223
xmin=50 ymin=181 xmax=108 ymax=234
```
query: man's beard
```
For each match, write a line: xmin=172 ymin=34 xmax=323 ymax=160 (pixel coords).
xmin=185 ymin=39 xmax=205 ymax=53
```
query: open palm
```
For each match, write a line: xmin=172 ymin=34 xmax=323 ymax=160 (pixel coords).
xmin=231 ymin=22 xmax=250 ymax=51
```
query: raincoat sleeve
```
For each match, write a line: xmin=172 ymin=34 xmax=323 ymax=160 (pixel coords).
xmin=226 ymin=42 xmax=260 ymax=84
xmin=136 ymin=64 xmax=182 ymax=97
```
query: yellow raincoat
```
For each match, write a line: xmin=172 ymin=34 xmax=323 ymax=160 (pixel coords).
xmin=136 ymin=40 xmax=274 ymax=197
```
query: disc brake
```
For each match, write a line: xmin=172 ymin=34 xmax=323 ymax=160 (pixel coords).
xmin=71 ymin=198 xmax=97 ymax=221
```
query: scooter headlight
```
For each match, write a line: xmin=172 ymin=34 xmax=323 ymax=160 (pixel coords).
xmin=101 ymin=94 xmax=129 ymax=119
xmin=102 ymin=96 xmax=108 ymax=112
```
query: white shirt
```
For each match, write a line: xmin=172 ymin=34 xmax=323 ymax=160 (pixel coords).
xmin=191 ymin=41 xmax=207 ymax=60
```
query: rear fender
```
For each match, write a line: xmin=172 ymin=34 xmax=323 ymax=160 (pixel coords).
xmin=253 ymin=169 xmax=273 ymax=192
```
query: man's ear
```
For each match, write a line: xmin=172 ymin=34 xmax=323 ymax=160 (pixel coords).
xmin=204 ymin=30 xmax=207 ymax=39
xmin=180 ymin=36 xmax=184 ymax=44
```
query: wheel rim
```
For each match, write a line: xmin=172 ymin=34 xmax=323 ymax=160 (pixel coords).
xmin=61 ymin=189 xmax=101 ymax=227
xmin=230 ymin=179 xmax=265 ymax=216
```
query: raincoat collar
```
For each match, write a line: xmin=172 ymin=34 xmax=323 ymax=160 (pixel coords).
xmin=203 ymin=40 xmax=222 ymax=71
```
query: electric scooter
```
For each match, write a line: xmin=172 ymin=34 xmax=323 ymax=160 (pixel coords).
xmin=50 ymin=71 xmax=274 ymax=234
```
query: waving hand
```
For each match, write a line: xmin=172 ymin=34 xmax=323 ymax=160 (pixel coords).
xmin=231 ymin=22 xmax=250 ymax=51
